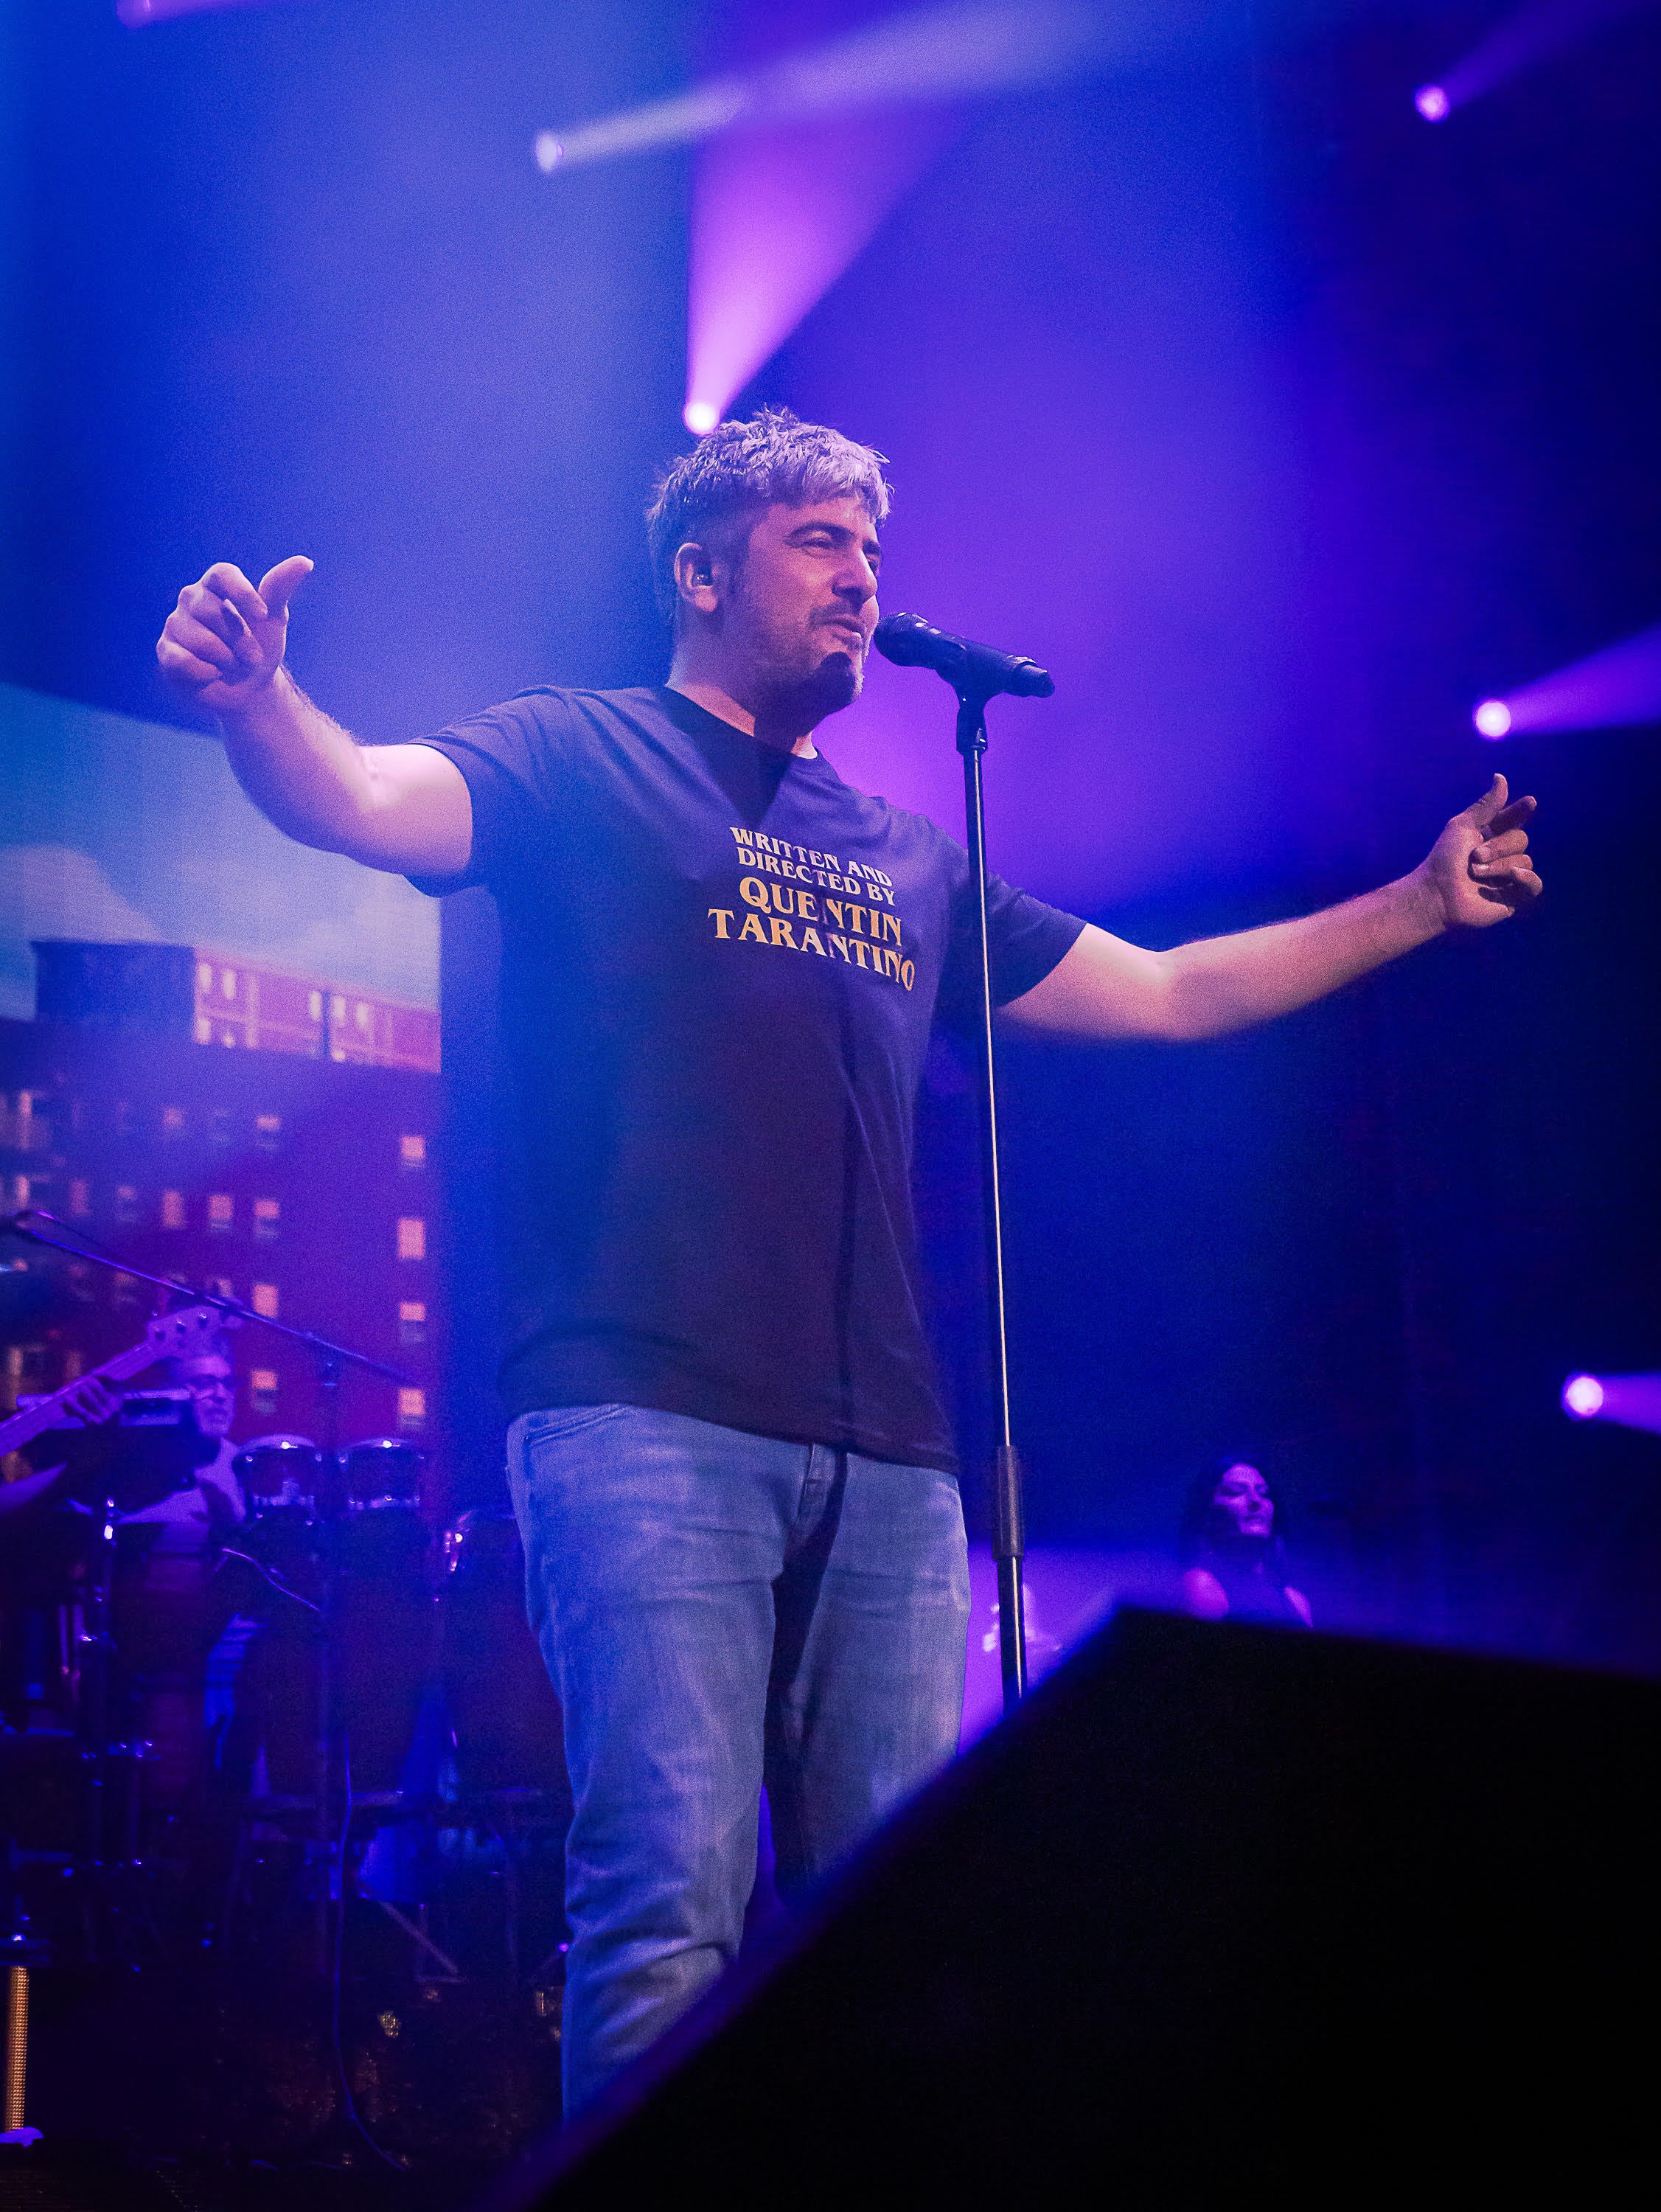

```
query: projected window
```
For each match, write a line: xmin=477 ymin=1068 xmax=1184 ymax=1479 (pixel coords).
xmin=249 ymin=1368 xmax=279 ymax=1418
xmin=251 ymin=1283 xmax=279 ymax=1318
xmin=397 ymin=1387 xmax=426 ymax=1434
xmin=114 ymin=1186 xmax=140 ymax=1225
xmin=400 ymin=1133 xmax=425 ymax=1169
xmin=253 ymin=1198 xmax=280 ymax=1242
xmin=396 ymin=1217 xmax=426 ymax=1262
xmin=207 ymin=1194 xmax=234 ymax=1234
xmin=398 ymin=1300 xmax=426 ymax=1346
xmin=255 ymin=1113 xmax=282 ymax=1151
xmin=161 ymin=1105 xmax=186 ymax=1138
xmin=69 ymin=1179 xmax=91 ymax=1218
xmin=161 ymin=1190 xmax=186 ymax=1230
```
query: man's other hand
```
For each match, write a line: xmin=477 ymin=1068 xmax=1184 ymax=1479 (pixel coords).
xmin=1418 ymin=774 xmax=1542 ymax=931
xmin=156 ymin=556 xmax=313 ymax=715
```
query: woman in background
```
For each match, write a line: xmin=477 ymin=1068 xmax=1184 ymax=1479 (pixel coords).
xmin=1180 ymin=1461 xmax=1312 ymax=1628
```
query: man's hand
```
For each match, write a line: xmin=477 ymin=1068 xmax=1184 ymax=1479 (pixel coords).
xmin=156 ymin=556 xmax=313 ymax=717
xmin=1415 ymin=774 xmax=1542 ymax=932
xmin=18 ymin=1377 xmax=122 ymax=1429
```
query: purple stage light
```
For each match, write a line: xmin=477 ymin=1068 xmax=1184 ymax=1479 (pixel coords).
xmin=537 ymin=1 xmax=1217 ymax=426
xmin=686 ymin=107 xmax=958 ymax=434
xmin=117 ymin=0 xmax=270 ymax=23
xmin=1474 ymin=619 xmax=1661 ymax=737
xmin=1413 ymin=0 xmax=1653 ymax=120
xmin=1562 ymin=1373 xmax=1661 ymax=1436
xmin=532 ymin=1 xmax=1171 ymax=171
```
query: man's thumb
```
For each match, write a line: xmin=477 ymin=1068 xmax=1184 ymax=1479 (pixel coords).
xmin=1468 ymin=771 xmax=1508 ymax=828
xmin=258 ymin=555 xmax=314 ymax=619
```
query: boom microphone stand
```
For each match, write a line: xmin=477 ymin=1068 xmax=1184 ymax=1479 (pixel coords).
xmin=872 ymin=613 xmax=1056 ymax=1714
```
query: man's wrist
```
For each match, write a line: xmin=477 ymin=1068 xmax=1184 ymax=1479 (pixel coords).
xmin=1393 ymin=865 xmax=1450 ymax=946
xmin=215 ymin=663 xmax=296 ymax=744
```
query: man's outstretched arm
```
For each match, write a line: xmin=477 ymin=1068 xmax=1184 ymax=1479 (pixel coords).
xmin=1001 ymin=776 xmax=1541 ymax=1046
xmin=157 ymin=557 xmax=472 ymax=877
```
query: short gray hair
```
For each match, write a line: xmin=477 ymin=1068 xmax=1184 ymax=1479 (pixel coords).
xmin=645 ymin=406 xmax=893 ymax=627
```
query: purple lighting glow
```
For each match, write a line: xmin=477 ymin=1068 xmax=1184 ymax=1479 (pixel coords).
xmin=537 ymin=0 xmax=1213 ymax=428
xmin=1412 ymin=0 xmax=1654 ymax=120
xmin=1562 ymin=1373 xmax=1661 ymax=1436
xmin=1473 ymin=619 xmax=1661 ymax=738
xmin=532 ymin=3 xmax=1138 ymax=171
xmin=686 ymin=108 xmax=957 ymax=434
xmin=116 ymin=0 xmax=269 ymax=24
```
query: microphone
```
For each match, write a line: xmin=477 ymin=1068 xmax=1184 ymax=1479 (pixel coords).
xmin=873 ymin=611 xmax=1054 ymax=700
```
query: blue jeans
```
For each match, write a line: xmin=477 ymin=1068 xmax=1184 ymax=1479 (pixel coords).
xmin=505 ymin=1402 xmax=970 ymax=2114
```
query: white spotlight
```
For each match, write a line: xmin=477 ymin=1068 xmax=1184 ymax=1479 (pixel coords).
xmin=1563 ymin=1374 xmax=1605 ymax=1419
xmin=1473 ymin=698 xmax=1513 ymax=739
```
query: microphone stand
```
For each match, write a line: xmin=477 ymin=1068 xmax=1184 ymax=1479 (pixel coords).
xmin=953 ymin=685 xmax=1028 ymax=1712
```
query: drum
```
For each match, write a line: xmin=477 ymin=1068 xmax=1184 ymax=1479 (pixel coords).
xmin=441 ymin=1510 xmax=569 ymax=1806
xmin=233 ymin=1433 xmax=321 ymax=1512
xmin=226 ymin=1436 xmax=430 ymax=1799
xmin=342 ymin=1436 xmax=425 ymax=1510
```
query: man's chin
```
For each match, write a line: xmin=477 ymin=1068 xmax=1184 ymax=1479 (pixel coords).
xmin=807 ymin=649 xmax=863 ymax=715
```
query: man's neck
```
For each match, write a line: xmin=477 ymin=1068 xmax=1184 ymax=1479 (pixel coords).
xmin=665 ymin=672 xmax=819 ymax=759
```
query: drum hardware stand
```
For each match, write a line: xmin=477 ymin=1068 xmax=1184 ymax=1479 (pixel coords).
xmin=2 ymin=1944 xmax=45 ymax=2146
xmin=872 ymin=620 xmax=1057 ymax=1713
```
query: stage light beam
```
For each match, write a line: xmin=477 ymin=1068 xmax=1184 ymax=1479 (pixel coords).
xmin=537 ymin=2 xmax=1231 ymax=435
xmin=532 ymin=1 xmax=1193 ymax=172
xmin=1562 ymin=1372 xmax=1661 ymax=1436
xmin=117 ymin=0 xmax=278 ymax=24
xmin=1472 ymin=619 xmax=1661 ymax=740
xmin=1410 ymin=0 xmax=1657 ymax=122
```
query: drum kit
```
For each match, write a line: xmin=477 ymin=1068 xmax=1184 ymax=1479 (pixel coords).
xmin=1 ymin=1304 xmax=568 ymax=1986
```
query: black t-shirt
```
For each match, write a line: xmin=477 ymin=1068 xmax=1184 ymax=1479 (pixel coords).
xmin=414 ymin=685 xmax=1083 ymax=1473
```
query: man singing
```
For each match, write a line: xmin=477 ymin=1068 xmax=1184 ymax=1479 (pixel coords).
xmin=156 ymin=409 xmax=1540 ymax=2110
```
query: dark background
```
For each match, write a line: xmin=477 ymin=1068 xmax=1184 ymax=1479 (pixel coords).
xmin=4 ymin=0 xmax=1657 ymax=1666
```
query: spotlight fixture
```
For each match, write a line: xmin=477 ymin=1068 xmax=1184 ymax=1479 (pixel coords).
xmin=1471 ymin=619 xmax=1661 ymax=740
xmin=1560 ymin=1371 xmax=1661 ymax=1436
xmin=1563 ymin=1374 xmax=1605 ymax=1419
xmin=682 ymin=400 xmax=721 ymax=437
xmin=1414 ymin=84 xmax=1451 ymax=121
xmin=1473 ymin=699 xmax=1513 ymax=739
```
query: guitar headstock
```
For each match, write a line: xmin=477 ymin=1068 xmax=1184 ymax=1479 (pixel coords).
xmin=144 ymin=1304 xmax=237 ymax=1365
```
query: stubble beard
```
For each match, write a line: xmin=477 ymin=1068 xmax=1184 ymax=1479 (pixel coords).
xmin=741 ymin=603 xmax=865 ymax=731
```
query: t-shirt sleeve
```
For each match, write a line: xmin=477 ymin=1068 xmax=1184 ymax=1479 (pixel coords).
xmin=405 ymin=689 xmax=575 ymax=896
xmin=936 ymin=863 xmax=1086 ymax=1033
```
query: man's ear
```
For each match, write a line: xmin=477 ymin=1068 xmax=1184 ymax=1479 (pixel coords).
xmin=674 ymin=539 xmax=722 ymax=618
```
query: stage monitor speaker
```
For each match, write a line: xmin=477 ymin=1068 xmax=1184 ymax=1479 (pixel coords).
xmin=498 ymin=1608 xmax=1660 ymax=2205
